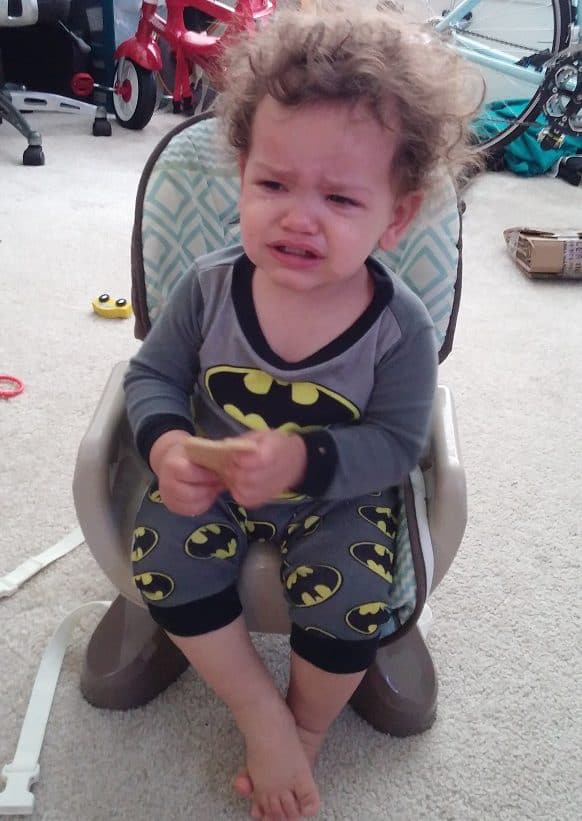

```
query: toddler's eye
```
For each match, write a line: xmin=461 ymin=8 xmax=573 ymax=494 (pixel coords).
xmin=259 ymin=180 xmax=284 ymax=191
xmin=327 ymin=194 xmax=359 ymax=207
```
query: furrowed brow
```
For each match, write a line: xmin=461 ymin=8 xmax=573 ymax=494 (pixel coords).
xmin=253 ymin=161 xmax=290 ymax=179
xmin=321 ymin=178 xmax=372 ymax=196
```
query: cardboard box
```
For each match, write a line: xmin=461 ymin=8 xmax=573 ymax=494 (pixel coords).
xmin=503 ymin=227 xmax=582 ymax=279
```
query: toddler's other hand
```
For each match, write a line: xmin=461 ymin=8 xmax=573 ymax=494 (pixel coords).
xmin=225 ymin=429 xmax=307 ymax=508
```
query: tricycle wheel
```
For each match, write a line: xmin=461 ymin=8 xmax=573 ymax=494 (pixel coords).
xmin=113 ymin=58 xmax=157 ymax=130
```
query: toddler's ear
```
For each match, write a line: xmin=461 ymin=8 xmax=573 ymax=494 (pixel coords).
xmin=378 ymin=190 xmax=423 ymax=251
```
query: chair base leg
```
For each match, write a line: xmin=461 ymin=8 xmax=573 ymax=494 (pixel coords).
xmin=349 ymin=625 xmax=438 ymax=737
xmin=81 ymin=596 xmax=437 ymax=731
xmin=80 ymin=594 xmax=189 ymax=710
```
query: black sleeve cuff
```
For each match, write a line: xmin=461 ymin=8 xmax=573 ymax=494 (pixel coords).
xmin=293 ymin=429 xmax=338 ymax=497
xmin=146 ymin=584 xmax=243 ymax=637
xmin=136 ymin=414 xmax=196 ymax=466
xmin=290 ymin=624 xmax=379 ymax=673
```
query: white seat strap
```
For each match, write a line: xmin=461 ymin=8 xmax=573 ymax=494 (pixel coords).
xmin=0 ymin=601 xmax=112 ymax=816
xmin=0 ymin=528 xmax=84 ymax=599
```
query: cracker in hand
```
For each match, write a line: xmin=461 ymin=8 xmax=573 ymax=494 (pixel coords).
xmin=183 ymin=436 xmax=258 ymax=481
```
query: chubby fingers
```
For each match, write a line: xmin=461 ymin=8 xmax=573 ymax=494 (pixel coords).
xmin=158 ymin=463 xmax=224 ymax=516
xmin=226 ymin=433 xmax=307 ymax=507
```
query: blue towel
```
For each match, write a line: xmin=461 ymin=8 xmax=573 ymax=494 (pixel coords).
xmin=473 ymin=98 xmax=582 ymax=176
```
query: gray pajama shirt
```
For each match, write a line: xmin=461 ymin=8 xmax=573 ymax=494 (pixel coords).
xmin=124 ymin=245 xmax=437 ymax=672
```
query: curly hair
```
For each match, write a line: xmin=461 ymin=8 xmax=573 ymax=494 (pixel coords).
xmin=216 ymin=2 xmax=483 ymax=193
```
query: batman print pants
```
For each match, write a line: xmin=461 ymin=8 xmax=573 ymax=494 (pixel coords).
xmin=131 ymin=482 xmax=400 ymax=674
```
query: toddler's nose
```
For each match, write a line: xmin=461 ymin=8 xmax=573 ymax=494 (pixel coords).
xmin=280 ymin=202 xmax=318 ymax=234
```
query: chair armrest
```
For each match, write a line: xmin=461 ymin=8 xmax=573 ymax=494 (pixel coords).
xmin=73 ymin=361 xmax=148 ymax=605
xmin=425 ymin=385 xmax=467 ymax=592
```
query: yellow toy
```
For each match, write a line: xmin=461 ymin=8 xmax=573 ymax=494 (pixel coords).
xmin=92 ymin=294 xmax=133 ymax=319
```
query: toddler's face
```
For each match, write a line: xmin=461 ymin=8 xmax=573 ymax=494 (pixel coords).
xmin=238 ymin=96 xmax=420 ymax=295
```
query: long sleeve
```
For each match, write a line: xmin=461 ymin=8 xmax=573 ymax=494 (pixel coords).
xmin=123 ymin=269 xmax=205 ymax=461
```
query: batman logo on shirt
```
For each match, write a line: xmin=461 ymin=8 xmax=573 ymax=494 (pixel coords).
xmin=131 ymin=526 xmax=159 ymax=563
xmin=205 ymin=366 xmax=360 ymax=432
xmin=349 ymin=542 xmax=394 ymax=583
xmin=283 ymin=564 xmax=342 ymax=607
xmin=184 ymin=523 xmax=238 ymax=560
xmin=358 ymin=505 xmax=398 ymax=539
xmin=345 ymin=601 xmax=391 ymax=635
xmin=133 ymin=571 xmax=174 ymax=602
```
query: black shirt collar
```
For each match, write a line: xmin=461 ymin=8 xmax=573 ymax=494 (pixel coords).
xmin=231 ymin=253 xmax=394 ymax=370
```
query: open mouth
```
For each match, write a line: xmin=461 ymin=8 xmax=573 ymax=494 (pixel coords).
xmin=273 ymin=244 xmax=320 ymax=259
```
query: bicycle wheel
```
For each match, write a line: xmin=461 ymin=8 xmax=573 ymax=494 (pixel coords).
xmin=402 ymin=0 xmax=572 ymax=154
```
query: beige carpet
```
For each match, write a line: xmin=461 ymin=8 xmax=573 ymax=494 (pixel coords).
xmin=1 ymin=103 xmax=581 ymax=821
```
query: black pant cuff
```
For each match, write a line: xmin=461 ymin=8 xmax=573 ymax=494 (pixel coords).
xmin=290 ymin=624 xmax=380 ymax=674
xmin=147 ymin=584 xmax=242 ymax=637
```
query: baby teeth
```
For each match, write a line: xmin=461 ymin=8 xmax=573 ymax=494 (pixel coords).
xmin=281 ymin=246 xmax=311 ymax=257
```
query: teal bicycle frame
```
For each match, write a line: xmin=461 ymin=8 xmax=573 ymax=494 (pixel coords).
xmin=434 ymin=0 xmax=579 ymax=89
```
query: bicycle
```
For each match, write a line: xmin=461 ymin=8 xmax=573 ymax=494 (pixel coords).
xmin=401 ymin=1 xmax=581 ymax=157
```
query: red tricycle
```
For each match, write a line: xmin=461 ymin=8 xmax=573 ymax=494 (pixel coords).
xmin=105 ymin=0 xmax=275 ymax=129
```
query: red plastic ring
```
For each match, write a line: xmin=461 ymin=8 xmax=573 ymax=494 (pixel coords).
xmin=0 ymin=374 xmax=24 ymax=399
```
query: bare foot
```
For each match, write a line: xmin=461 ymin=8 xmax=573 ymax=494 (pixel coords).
xmin=234 ymin=722 xmax=326 ymax=815
xmin=235 ymin=703 xmax=321 ymax=820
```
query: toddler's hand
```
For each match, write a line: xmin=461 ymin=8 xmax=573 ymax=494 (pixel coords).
xmin=225 ymin=429 xmax=307 ymax=508
xmin=150 ymin=431 xmax=224 ymax=516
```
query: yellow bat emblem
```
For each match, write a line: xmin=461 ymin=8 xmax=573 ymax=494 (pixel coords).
xmin=131 ymin=526 xmax=159 ymax=562
xmin=133 ymin=571 xmax=174 ymax=602
xmin=205 ymin=366 xmax=360 ymax=432
xmin=345 ymin=601 xmax=391 ymax=635
xmin=349 ymin=542 xmax=394 ymax=583
xmin=184 ymin=523 xmax=239 ymax=560
xmin=358 ymin=506 xmax=398 ymax=539
xmin=284 ymin=564 xmax=343 ymax=607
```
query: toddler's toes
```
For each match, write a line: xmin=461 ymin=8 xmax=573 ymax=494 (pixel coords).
xmin=250 ymin=799 xmax=263 ymax=819
xmin=295 ymin=779 xmax=321 ymax=818
xmin=280 ymin=789 xmax=301 ymax=820
xmin=265 ymin=796 xmax=285 ymax=820
xmin=234 ymin=767 xmax=253 ymax=797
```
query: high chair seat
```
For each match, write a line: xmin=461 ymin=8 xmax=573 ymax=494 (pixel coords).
xmin=73 ymin=113 xmax=467 ymax=736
